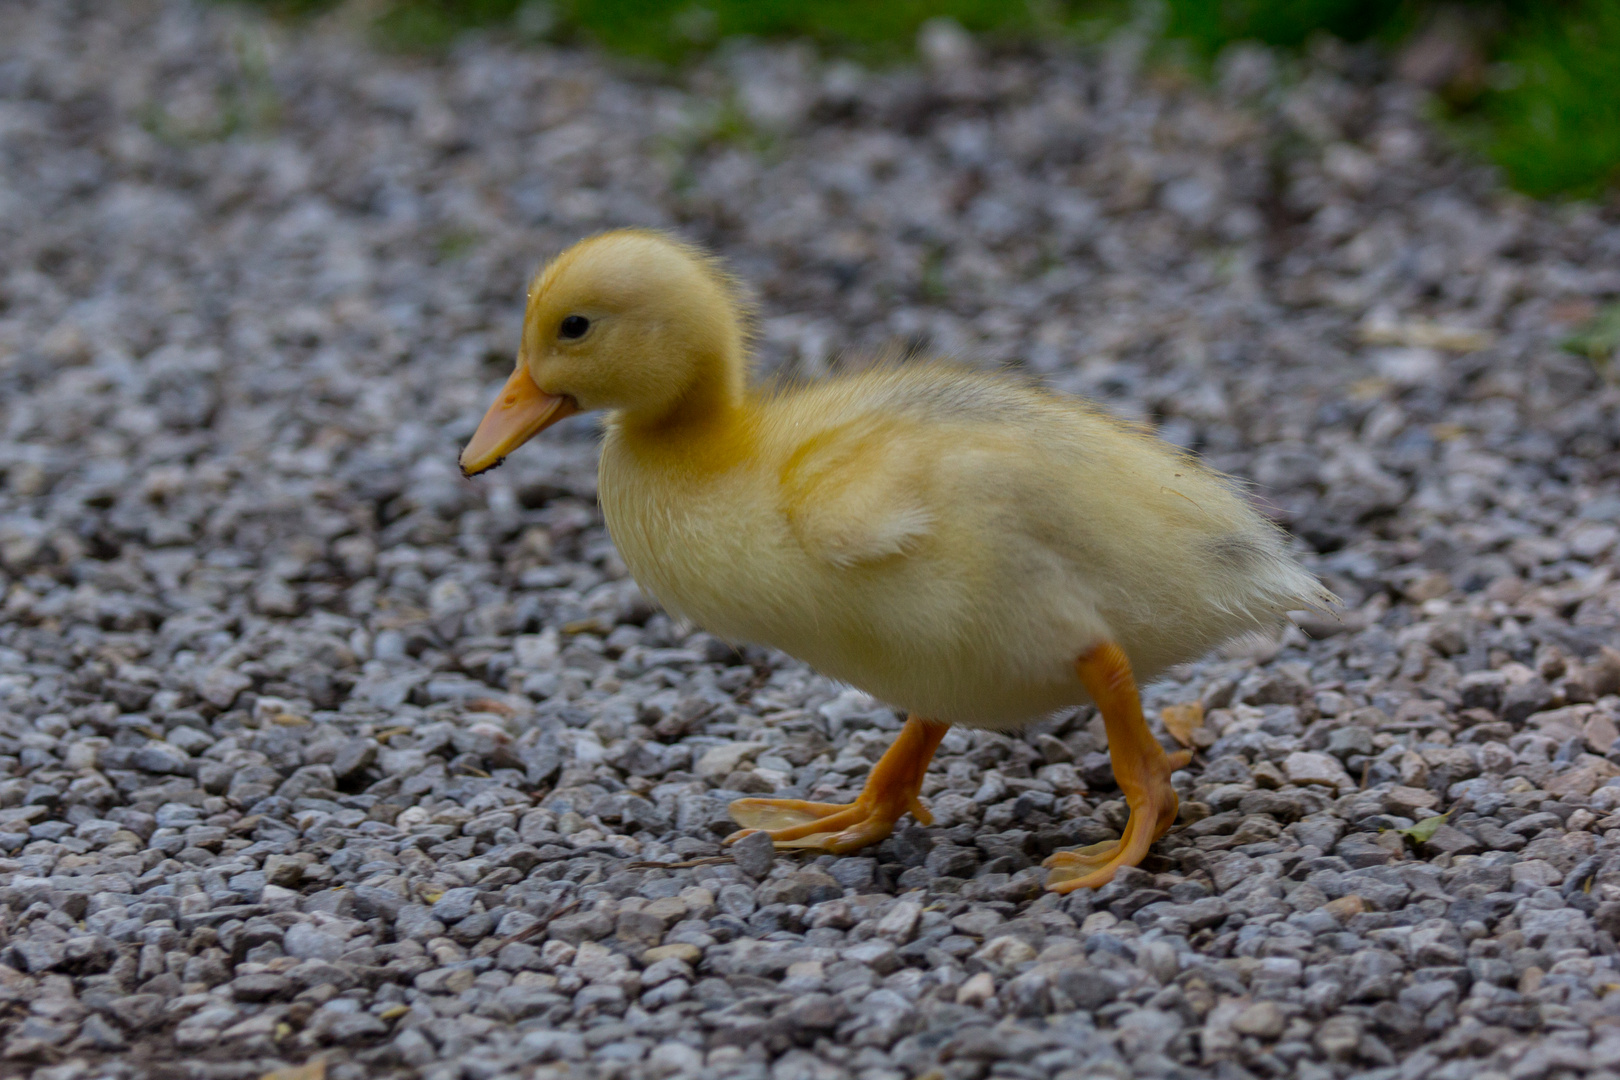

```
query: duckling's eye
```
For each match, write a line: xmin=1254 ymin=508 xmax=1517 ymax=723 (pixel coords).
xmin=558 ymin=315 xmax=591 ymax=340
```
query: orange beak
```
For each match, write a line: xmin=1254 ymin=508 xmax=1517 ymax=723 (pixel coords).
xmin=459 ymin=365 xmax=578 ymax=477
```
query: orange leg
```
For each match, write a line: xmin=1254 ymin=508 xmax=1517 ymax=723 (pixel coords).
xmin=726 ymin=714 xmax=948 ymax=853
xmin=1044 ymin=642 xmax=1191 ymax=893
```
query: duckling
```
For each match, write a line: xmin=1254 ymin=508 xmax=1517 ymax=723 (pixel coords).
xmin=461 ymin=229 xmax=1334 ymax=891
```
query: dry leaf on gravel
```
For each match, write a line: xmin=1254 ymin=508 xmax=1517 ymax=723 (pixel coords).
xmin=1161 ymin=702 xmax=1206 ymax=747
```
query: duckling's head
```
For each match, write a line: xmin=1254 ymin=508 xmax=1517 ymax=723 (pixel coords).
xmin=460 ymin=230 xmax=748 ymax=476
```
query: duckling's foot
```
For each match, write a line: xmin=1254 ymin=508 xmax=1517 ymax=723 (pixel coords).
xmin=1045 ymin=642 xmax=1190 ymax=893
xmin=726 ymin=714 xmax=948 ymax=855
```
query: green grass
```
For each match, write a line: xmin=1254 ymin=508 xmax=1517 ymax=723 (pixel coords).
xmin=1160 ymin=0 xmax=1414 ymax=54
xmin=1468 ymin=0 xmax=1620 ymax=197
xmin=224 ymin=0 xmax=1620 ymax=199
xmin=368 ymin=0 xmax=1074 ymax=60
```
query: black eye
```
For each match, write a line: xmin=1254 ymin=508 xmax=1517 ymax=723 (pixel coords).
xmin=559 ymin=315 xmax=590 ymax=340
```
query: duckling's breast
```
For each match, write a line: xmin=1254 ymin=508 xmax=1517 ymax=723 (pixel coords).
xmin=597 ymin=435 xmax=795 ymax=644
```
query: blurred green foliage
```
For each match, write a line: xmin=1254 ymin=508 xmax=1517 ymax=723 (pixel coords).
xmin=227 ymin=0 xmax=1620 ymax=199
xmin=366 ymin=0 xmax=1066 ymax=58
xmin=1161 ymin=0 xmax=1413 ymax=53
xmin=1468 ymin=0 xmax=1620 ymax=197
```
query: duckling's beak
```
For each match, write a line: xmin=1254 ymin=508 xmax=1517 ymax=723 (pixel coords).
xmin=460 ymin=365 xmax=577 ymax=477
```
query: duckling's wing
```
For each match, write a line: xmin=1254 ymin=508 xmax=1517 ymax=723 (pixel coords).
xmin=779 ymin=417 xmax=935 ymax=568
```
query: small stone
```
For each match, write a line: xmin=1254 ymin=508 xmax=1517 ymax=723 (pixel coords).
xmin=716 ymin=882 xmax=756 ymax=918
xmin=231 ymin=972 xmax=292 ymax=1002
xmin=332 ymin=739 xmax=378 ymax=781
xmin=1420 ymin=824 xmax=1480 ymax=857
xmin=1232 ymin=1001 xmax=1285 ymax=1038
xmin=319 ymin=1011 xmax=388 ymax=1042
xmin=1547 ymin=757 xmax=1620 ymax=798
xmin=781 ymin=992 xmax=846 ymax=1031
xmin=1326 ymin=727 xmax=1375 ymax=760
xmin=80 ymin=1013 xmax=126 ymax=1051
xmin=282 ymin=923 xmax=347 ymax=961
xmin=827 ymin=858 xmax=876 ymax=892
xmin=277 ymin=764 xmax=336 ymax=801
xmin=263 ymin=854 xmax=304 ymax=888
xmin=1051 ymin=963 xmax=1131 ymax=1010
xmin=1383 ymin=786 xmax=1440 ymax=816
xmin=1249 ymin=760 xmax=1286 ymax=788
xmin=1407 ymin=920 xmax=1465 ymax=966
xmin=1323 ymin=895 xmax=1366 ymax=921
xmin=165 ymin=725 xmax=214 ymax=755
xmin=876 ymin=899 xmax=922 ymax=943
xmin=301 ymin=889 xmax=356 ymax=919
xmin=759 ymin=869 xmax=841 ymax=906
xmin=844 ymin=939 xmax=899 ymax=974
xmin=1510 ymin=860 xmax=1561 ymax=888
xmin=1459 ymin=671 xmax=1508 ymax=713
xmin=221 ymin=1012 xmax=281 ymax=1043
xmin=10 ymin=939 xmax=65 ymax=973
xmin=1336 ymin=834 xmax=1399 ymax=868
xmin=646 ymin=1042 xmax=703 ymax=1074
xmin=615 ymin=909 xmax=664 ymax=948
xmin=642 ymin=897 xmax=688 ymax=927
xmin=227 ymin=870 xmax=267 ymax=902
xmin=925 ymin=843 xmax=979 ymax=877
xmin=415 ymin=967 xmax=477 ymax=995
xmin=1315 ymin=1014 xmax=1362 ymax=1060
xmin=1242 ymin=671 xmax=1309 ymax=707
xmin=548 ymin=909 xmax=614 ymax=945
xmin=972 ymin=935 xmax=1037 ymax=970
xmin=1502 ymin=679 xmax=1555 ymax=724
xmin=643 ymin=943 xmax=702 ymax=966
xmin=730 ymin=829 xmax=776 ymax=878
xmin=254 ymin=578 xmax=299 ymax=615
xmin=696 ymin=742 xmax=766 ymax=779
xmin=1283 ymin=750 xmax=1353 ymax=789
xmin=918 ymin=16 xmax=977 ymax=69
xmin=641 ymin=957 xmax=693 ymax=989
xmin=956 ymin=971 xmax=996 ymax=1006
xmin=430 ymin=887 xmax=479 ymax=923
xmin=131 ymin=740 xmax=192 ymax=775
xmin=1589 ymin=647 xmax=1620 ymax=698
xmin=196 ymin=667 xmax=252 ymax=708
xmin=105 ymin=995 xmax=165 ymax=1032
xmin=519 ymin=1029 xmax=587 ymax=1062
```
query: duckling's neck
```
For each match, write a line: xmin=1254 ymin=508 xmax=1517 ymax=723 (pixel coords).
xmin=612 ymin=356 xmax=755 ymax=475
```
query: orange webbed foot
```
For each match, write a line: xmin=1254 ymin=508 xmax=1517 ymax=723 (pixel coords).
xmin=725 ymin=714 xmax=946 ymax=855
xmin=1044 ymin=643 xmax=1187 ymax=893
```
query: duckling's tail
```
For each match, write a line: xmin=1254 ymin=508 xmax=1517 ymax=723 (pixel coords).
xmin=1228 ymin=540 xmax=1341 ymax=642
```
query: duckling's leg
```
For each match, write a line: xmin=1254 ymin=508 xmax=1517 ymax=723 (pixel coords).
xmin=1044 ymin=642 xmax=1191 ymax=893
xmin=725 ymin=714 xmax=948 ymax=854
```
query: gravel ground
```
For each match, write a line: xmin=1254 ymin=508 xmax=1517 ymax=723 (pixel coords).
xmin=2 ymin=3 xmax=1620 ymax=1079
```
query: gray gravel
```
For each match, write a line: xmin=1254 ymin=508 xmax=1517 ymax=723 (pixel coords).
xmin=3 ymin=3 xmax=1620 ymax=1079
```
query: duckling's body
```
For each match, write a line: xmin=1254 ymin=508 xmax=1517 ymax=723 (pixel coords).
xmin=601 ymin=363 xmax=1323 ymax=729
xmin=460 ymin=229 xmax=1334 ymax=891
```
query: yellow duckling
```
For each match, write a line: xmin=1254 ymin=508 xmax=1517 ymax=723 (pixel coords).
xmin=461 ymin=230 xmax=1334 ymax=891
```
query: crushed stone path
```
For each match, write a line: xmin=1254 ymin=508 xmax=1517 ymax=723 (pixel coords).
xmin=2 ymin=3 xmax=1620 ymax=1079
